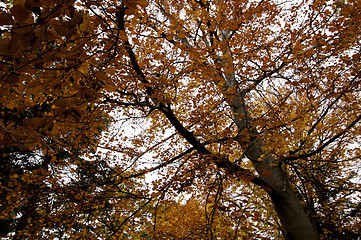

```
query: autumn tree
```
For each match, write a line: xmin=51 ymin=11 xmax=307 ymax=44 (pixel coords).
xmin=1 ymin=0 xmax=361 ymax=239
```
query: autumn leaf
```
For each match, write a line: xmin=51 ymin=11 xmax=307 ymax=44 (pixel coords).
xmin=10 ymin=5 xmax=32 ymax=24
xmin=0 ymin=38 xmax=11 ymax=56
xmin=0 ymin=12 xmax=15 ymax=26
xmin=1 ymin=0 xmax=360 ymax=239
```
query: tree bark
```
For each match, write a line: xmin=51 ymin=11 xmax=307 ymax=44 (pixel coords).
xmin=246 ymin=139 xmax=319 ymax=240
xmin=221 ymin=70 xmax=319 ymax=239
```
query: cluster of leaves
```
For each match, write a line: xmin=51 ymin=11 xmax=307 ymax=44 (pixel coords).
xmin=0 ymin=0 xmax=151 ymax=238
xmin=1 ymin=0 xmax=361 ymax=239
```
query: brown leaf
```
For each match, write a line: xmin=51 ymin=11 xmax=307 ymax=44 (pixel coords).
xmin=0 ymin=12 xmax=15 ymax=26
xmin=0 ymin=38 xmax=11 ymax=56
xmin=10 ymin=5 xmax=31 ymax=24
xmin=261 ymin=170 xmax=272 ymax=177
xmin=6 ymin=74 xmax=20 ymax=85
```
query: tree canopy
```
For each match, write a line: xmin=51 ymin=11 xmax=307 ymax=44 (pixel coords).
xmin=0 ymin=0 xmax=361 ymax=239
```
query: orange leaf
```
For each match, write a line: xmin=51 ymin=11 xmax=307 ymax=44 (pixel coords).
xmin=95 ymin=71 xmax=108 ymax=80
xmin=138 ymin=0 xmax=149 ymax=8
xmin=261 ymin=170 xmax=272 ymax=177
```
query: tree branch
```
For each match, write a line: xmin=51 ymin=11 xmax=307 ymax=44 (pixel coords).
xmin=114 ymin=5 xmax=269 ymax=188
xmin=285 ymin=114 xmax=361 ymax=160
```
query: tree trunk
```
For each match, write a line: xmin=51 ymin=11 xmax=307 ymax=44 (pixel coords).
xmin=245 ymin=138 xmax=319 ymax=240
xmin=227 ymin=90 xmax=318 ymax=239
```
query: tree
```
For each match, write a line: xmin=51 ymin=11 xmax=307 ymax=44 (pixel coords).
xmin=0 ymin=0 xmax=360 ymax=239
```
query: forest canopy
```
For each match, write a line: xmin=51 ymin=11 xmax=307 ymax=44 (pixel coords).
xmin=0 ymin=0 xmax=360 ymax=239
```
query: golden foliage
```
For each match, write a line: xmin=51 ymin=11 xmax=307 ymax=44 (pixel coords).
xmin=1 ymin=0 xmax=360 ymax=239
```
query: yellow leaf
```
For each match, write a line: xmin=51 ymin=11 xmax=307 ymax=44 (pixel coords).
xmin=78 ymin=62 xmax=89 ymax=74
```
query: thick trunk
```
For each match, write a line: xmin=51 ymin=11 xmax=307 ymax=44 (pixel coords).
xmin=227 ymin=91 xmax=318 ymax=239
xmin=268 ymin=185 xmax=318 ymax=240
xmin=246 ymin=139 xmax=318 ymax=240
